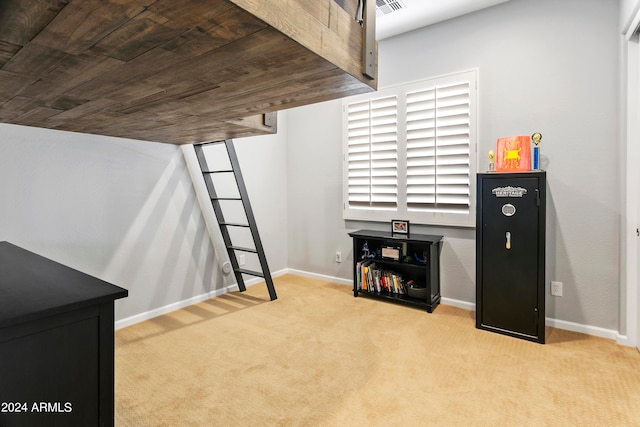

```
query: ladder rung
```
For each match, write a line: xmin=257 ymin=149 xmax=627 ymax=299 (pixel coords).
xmin=203 ymin=170 xmax=234 ymax=174
xmin=220 ymin=222 xmax=250 ymax=228
xmin=212 ymin=197 xmax=242 ymax=201
xmin=235 ymin=268 xmax=264 ymax=278
xmin=228 ymin=246 xmax=258 ymax=253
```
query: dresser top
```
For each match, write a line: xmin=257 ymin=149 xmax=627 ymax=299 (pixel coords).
xmin=0 ymin=242 xmax=128 ymax=328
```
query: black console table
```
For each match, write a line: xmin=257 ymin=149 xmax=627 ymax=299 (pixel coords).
xmin=348 ymin=230 xmax=442 ymax=312
xmin=0 ymin=242 xmax=128 ymax=427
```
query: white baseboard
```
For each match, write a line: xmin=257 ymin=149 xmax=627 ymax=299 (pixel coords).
xmin=115 ymin=268 xmax=628 ymax=346
xmin=437 ymin=299 xmax=624 ymax=344
xmin=115 ymin=285 xmax=237 ymax=329
xmin=285 ymin=268 xmax=352 ymax=286
xmin=441 ymin=297 xmax=475 ymax=311
xmin=115 ymin=268 xmax=288 ymax=330
xmin=616 ymin=334 xmax=631 ymax=346
xmin=544 ymin=317 xmax=619 ymax=341
xmin=442 ymin=301 xmax=622 ymax=343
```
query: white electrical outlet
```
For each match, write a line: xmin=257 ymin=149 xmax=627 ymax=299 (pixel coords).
xmin=551 ymin=281 xmax=563 ymax=297
xmin=239 ymin=254 xmax=246 ymax=266
xmin=335 ymin=251 xmax=342 ymax=263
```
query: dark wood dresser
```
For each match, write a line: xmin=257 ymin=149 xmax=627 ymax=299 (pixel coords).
xmin=0 ymin=242 xmax=128 ymax=427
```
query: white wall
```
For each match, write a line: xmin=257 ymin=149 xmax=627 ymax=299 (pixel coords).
xmin=230 ymin=118 xmax=289 ymax=275
xmin=286 ymin=100 xmax=357 ymax=282
xmin=286 ymin=0 xmax=621 ymax=330
xmin=0 ymin=122 xmax=288 ymax=324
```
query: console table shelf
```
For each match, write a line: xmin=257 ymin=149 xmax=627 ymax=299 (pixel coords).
xmin=348 ymin=230 xmax=442 ymax=313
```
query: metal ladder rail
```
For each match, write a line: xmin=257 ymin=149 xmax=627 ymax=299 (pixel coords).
xmin=194 ymin=140 xmax=277 ymax=301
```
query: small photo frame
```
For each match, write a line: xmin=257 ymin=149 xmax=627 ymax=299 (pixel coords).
xmin=382 ymin=246 xmax=401 ymax=260
xmin=391 ymin=219 xmax=409 ymax=236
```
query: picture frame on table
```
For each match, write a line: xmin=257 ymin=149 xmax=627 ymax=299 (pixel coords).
xmin=391 ymin=219 xmax=409 ymax=237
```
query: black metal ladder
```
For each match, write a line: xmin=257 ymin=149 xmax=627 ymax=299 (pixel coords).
xmin=194 ymin=139 xmax=277 ymax=301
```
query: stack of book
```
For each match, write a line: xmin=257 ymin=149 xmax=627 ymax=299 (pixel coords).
xmin=356 ymin=260 xmax=406 ymax=294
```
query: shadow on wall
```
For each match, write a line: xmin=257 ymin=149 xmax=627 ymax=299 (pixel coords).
xmin=103 ymin=148 xmax=228 ymax=322
xmin=0 ymin=124 xmax=228 ymax=325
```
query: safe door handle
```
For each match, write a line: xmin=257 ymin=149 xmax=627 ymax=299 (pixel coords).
xmin=506 ymin=231 xmax=511 ymax=250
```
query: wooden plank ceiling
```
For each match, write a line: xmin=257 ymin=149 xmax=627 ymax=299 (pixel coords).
xmin=0 ymin=0 xmax=376 ymax=144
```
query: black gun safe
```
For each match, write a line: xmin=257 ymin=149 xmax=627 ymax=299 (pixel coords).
xmin=476 ymin=171 xmax=546 ymax=343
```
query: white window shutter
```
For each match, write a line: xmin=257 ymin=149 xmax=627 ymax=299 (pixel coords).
xmin=347 ymin=100 xmax=372 ymax=205
xmin=347 ymin=96 xmax=398 ymax=210
xmin=343 ymin=69 xmax=476 ymax=226
xmin=406 ymin=87 xmax=436 ymax=208
xmin=433 ymin=81 xmax=471 ymax=213
xmin=406 ymin=81 xmax=471 ymax=214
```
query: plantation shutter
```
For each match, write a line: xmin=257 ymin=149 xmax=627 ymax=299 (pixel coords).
xmin=346 ymin=95 xmax=398 ymax=209
xmin=406 ymin=81 xmax=471 ymax=213
xmin=343 ymin=69 xmax=476 ymax=227
xmin=406 ymin=87 xmax=436 ymax=207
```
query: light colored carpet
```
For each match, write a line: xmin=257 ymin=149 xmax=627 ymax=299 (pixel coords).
xmin=115 ymin=274 xmax=640 ymax=426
